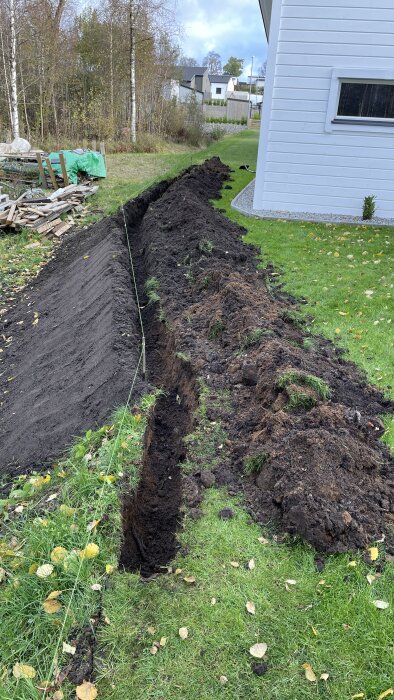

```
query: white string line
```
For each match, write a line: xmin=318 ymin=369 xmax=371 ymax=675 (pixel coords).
xmin=40 ymin=214 xmax=148 ymax=697
xmin=40 ymin=349 xmax=144 ymax=699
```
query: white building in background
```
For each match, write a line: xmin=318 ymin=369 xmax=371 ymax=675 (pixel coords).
xmin=209 ymin=75 xmax=236 ymax=98
xmin=254 ymin=0 xmax=394 ymax=219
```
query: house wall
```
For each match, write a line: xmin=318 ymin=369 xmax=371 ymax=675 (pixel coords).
xmin=210 ymin=81 xmax=228 ymax=97
xmin=254 ymin=0 xmax=394 ymax=218
xmin=179 ymin=85 xmax=203 ymax=103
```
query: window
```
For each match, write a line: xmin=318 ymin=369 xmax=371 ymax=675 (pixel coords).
xmin=216 ymin=87 xmax=222 ymax=95
xmin=326 ymin=69 xmax=394 ymax=133
xmin=337 ymin=81 xmax=394 ymax=120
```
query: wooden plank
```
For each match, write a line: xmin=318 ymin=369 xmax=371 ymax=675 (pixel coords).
xmin=91 ymin=139 xmax=97 ymax=152
xmin=36 ymin=153 xmax=48 ymax=188
xmin=6 ymin=202 xmax=16 ymax=224
xmin=59 ymin=152 xmax=70 ymax=186
xmin=52 ymin=221 xmax=72 ymax=237
xmin=35 ymin=217 xmax=62 ymax=234
xmin=44 ymin=157 xmax=58 ymax=190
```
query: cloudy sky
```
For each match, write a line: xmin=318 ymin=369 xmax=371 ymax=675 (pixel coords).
xmin=175 ymin=0 xmax=267 ymax=79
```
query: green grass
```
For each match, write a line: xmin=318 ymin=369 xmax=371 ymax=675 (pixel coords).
xmin=276 ymin=370 xmax=332 ymax=410
xmin=0 ymin=229 xmax=54 ymax=302
xmin=99 ymin=489 xmax=394 ymax=700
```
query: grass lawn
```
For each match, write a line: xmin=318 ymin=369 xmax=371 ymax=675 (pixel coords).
xmin=0 ymin=131 xmax=393 ymax=700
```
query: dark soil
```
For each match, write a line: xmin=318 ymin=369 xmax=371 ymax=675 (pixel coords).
xmin=1 ymin=156 xmax=393 ymax=559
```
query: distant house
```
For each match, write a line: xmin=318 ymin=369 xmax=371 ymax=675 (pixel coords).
xmin=177 ymin=66 xmax=210 ymax=98
xmin=209 ymin=74 xmax=236 ymax=98
xmin=163 ymin=79 xmax=204 ymax=104
xmin=254 ymin=0 xmax=394 ymax=219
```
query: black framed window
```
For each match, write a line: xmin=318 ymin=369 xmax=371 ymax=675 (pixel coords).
xmin=216 ymin=87 xmax=222 ymax=94
xmin=337 ymin=81 xmax=394 ymax=120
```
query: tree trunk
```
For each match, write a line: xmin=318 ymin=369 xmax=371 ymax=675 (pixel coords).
xmin=129 ymin=0 xmax=136 ymax=143
xmin=0 ymin=26 xmax=12 ymax=130
xmin=9 ymin=0 xmax=20 ymax=139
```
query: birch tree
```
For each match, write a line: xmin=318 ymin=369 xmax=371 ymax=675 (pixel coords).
xmin=9 ymin=0 xmax=19 ymax=138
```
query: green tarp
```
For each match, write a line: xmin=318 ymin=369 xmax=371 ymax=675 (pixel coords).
xmin=47 ymin=150 xmax=106 ymax=185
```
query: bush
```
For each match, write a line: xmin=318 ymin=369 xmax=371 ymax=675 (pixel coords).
xmin=363 ymin=195 xmax=376 ymax=220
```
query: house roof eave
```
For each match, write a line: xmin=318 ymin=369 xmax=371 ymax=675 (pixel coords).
xmin=258 ymin=0 xmax=272 ymax=37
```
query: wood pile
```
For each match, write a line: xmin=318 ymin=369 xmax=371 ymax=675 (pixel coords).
xmin=0 ymin=184 xmax=98 ymax=237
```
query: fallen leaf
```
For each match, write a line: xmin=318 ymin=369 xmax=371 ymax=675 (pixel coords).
xmin=351 ymin=694 xmax=365 ymax=699
xmin=12 ymin=663 xmax=36 ymax=679
xmin=179 ymin=627 xmax=188 ymax=640
xmin=219 ymin=675 xmax=228 ymax=685
xmin=87 ymin=519 xmax=100 ymax=533
xmin=320 ymin=673 xmax=329 ymax=681
xmin=311 ymin=626 xmax=318 ymax=636
xmin=79 ymin=543 xmax=99 ymax=560
xmin=230 ymin=561 xmax=239 ymax=568
xmin=348 ymin=561 xmax=357 ymax=567
xmin=246 ymin=601 xmax=256 ymax=615
xmin=249 ymin=643 xmax=267 ymax=659
xmin=378 ymin=690 xmax=393 ymax=700
xmin=36 ymin=563 xmax=54 ymax=578
xmin=98 ymin=475 xmax=115 ymax=484
xmin=14 ymin=505 xmax=24 ymax=513
xmin=159 ymin=637 xmax=167 ymax=647
xmin=373 ymin=600 xmax=389 ymax=610
xmin=248 ymin=559 xmax=255 ymax=571
xmin=302 ymin=663 xmax=317 ymax=682
xmin=367 ymin=574 xmax=376 ymax=585
xmin=210 ymin=597 xmax=217 ymax=605
xmin=174 ymin=568 xmax=183 ymax=575
xmin=59 ymin=504 xmax=76 ymax=517
xmin=147 ymin=626 xmax=155 ymax=635
xmin=368 ymin=546 xmax=379 ymax=561
xmin=62 ymin=642 xmax=76 ymax=655
xmin=258 ymin=536 xmax=269 ymax=545
xmin=183 ymin=576 xmax=196 ymax=585
xmin=91 ymin=583 xmax=102 ymax=592
xmin=42 ymin=598 xmax=62 ymax=614
xmin=46 ymin=493 xmax=58 ymax=502
xmin=28 ymin=563 xmax=38 ymax=575
xmin=285 ymin=579 xmax=297 ymax=585
xmin=53 ymin=692 xmax=64 ymax=700
xmin=105 ymin=564 xmax=114 ymax=574
xmin=51 ymin=547 xmax=67 ymax=564
xmin=150 ymin=643 xmax=159 ymax=655
xmin=46 ymin=590 xmax=62 ymax=600
xmin=76 ymin=681 xmax=98 ymax=700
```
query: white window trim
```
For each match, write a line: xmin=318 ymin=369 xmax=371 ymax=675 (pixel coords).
xmin=325 ymin=69 xmax=394 ymax=134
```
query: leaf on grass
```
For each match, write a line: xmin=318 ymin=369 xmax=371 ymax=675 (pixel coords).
xmin=211 ymin=597 xmax=217 ymax=605
xmin=230 ymin=561 xmax=239 ymax=568
xmin=368 ymin=547 xmax=379 ymax=561
xmin=246 ymin=601 xmax=256 ymax=615
xmin=302 ymin=663 xmax=317 ymax=682
xmin=46 ymin=493 xmax=58 ymax=502
xmin=87 ymin=519 xmax=100 ymax=533
xmin=62 ymin=642 xmax=76 ymax=655
xmin=159 ymin=637 xmax=167 ymax=647
xmin=378 ymin=690 xmax=393 ymax=700
xmin=53 ymin=692 xmax=64 ymax=700
xmin=183 ymin=576 xmax=196 ymax=585
xmin=12 ymin=663 xmax=36 ymax=679
xmin=0 ymin=567 xmax=6 ymax=583
xmin=28 ymin=563 xmax=38 ymax=575
xmin=42 ymin=598 xmax=62 ymax=614
xmin=258 ymin=536 xmax=269 ymax=545
xmin=91 ymin=583 xmax=102 ymax=592
xmin=36 ymin=564 xmax=54 ymax=578
xmin=311 ymin=626 xmax=318 ymax=636
xmin=147 ymin=626 xmax=155 ymax=635
xmin=105 ymin=564 xmax=114 ymax=574
xmin=219 ymin=676 xmax=228 ymax=685
xmin=174 ymin=568 xmax=183 ymax=575
xmin=373 ymin=600 xmax=389 ymax=610
xmin=76 ymin=681 xmax=98 ymax=700
xmin=348 ymin=561 xmax=357 ymax=567
xmin=79 ymin=543 xmax=99 ymax=560
xmin=248 ymin=559 xmax=255 ymax=571
xmin=366 ymin=574 xmax=376 ymax=585
xmin=249 ymin=643 xmax=267 ymax=659
xmin=179 ymin=627 xmax=188 ymax=640
xmin=59 ymin=504 xmax=76 ymax=517
xmin=98 ymin=475 xmax=115 ymax=484
xmin=46 ymin=590 xmax=62 ymax=600
xmin=320 ymin=673 xmax=329 ymax=681
xmin=150 ymin=643 xmax=159 ymax=655
xmin=51 ymin=547 xmax=67 ymax=564
xmin=351 ymin=694 xmax=365 ymax=699
xmin=285 ymin=579 xmax=297 ymax=585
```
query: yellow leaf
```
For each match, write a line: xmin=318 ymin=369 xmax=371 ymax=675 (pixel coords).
xmin=246 ymin=601 xmax=256 ymax=615
xmin=302 ymin=663 xmax=317 ymax=682
xmin=348 ymin=561 xmax=357 ymax=567
xmin=248 ymin=559 xmax=255 ymax=570
xmin=121 ymin=441 xmax=128 ymax=449
xmin=230 ymin=561 xmax=239 ymax=568
xmin=53 ymin=692 xmax=64 ymax=700
xmin=179 ymin=627 xmax=188 ymax=640
xmin=150 ymin=643 xmax=159 ymax=655
xmin=59 ymin=504 xmax=76 ymax=517
xmin=249 ymin=643 xmax=267 ymax=659
xmin=134 ymin=414 xmax=142 ymax=422
xmin=147 ymin=626 xmax=155 ymax=635
xmin=79 ymin=543 xmax=99 ymax=560
xmin=258 ymin=536 xmax=269 ymax=545
xmin=368 ymin=547 xmax=379 ymax=562
xmin=86 ymin=519 xmax=100 ymax=533
xmin=159 ymin=637 xmax=167 ymax=647
xmin=219 ymin=675 xmax=228 ymax=685
xmin=334 ymin=251 xmax=340 ymax=257
xmin=210 ymin=597 xmax=217 ymax=605
xmin=42 ymin=599 xmax=62 ymax=614
xmin=335 ymin=328 xmax=341 ymax=334
xmin=351 ymin=694 xmax=365 ymax=699
xmin=105 ymin=564 xmax=114 ymax=574
xmin=36 ymin=564 xmax=54 ymax=578
xmin=378 ymin=690 xmax=393 ymax=700
xmin=46 ymin=590 xmax=62 ymax=600
xmin=311 ymin=626 xmax=318 ymax=636
xmin=28 ymin=563 xmax=38 ymax=575
xmin=99 ymin=475 xmax=115 ymax=484
xmin=12 ymin=663 xmax=36 ymax=679
xmin=373 ymin=600 xmax=389 ymax=610
xmin=320 ymin=673 xmax=329 ymax=681
xmin=183 ymin=576 xmax=196 ymax=585
xmin=62 ymin=642 xmax=76 ymax=655
xmin=51 ymin=547 xmax=67 ymax=564
xmin=76 ymin=681 xmax=98 ymax=700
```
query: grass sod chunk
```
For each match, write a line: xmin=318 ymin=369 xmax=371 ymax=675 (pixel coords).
xmin=276 ymin=370 xmax=332 ymax=411
xmin=243 ymin=453 xmax=268 ymax=475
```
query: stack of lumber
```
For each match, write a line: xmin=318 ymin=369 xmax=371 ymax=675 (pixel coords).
xmin=0 ymin=184 xmax=98 ymax=237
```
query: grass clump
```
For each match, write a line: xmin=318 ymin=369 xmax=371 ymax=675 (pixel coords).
xmin=208 ymin=319 xmax=224 ymax=339
xmin=183 ymin=382 xmax=229 ymax=475
xmin=199 ymin=239 xmax=214 ymax=255
xmin=240 ymin=327 xmax=267 ymax=351
xmin=243 ymin=452 xmax=268 ymax=475
xmin=363 ymin=195 xmax=376 ymax=220
xmin=145 ymin=277 xmax=160 ymax=304
xmin=277 ymin=370 xmax=331 ymax=410
xmin=280 ymin=309 xmax=307 ymax=329
xmin=176 ymin=351 xmax=191 ymax=363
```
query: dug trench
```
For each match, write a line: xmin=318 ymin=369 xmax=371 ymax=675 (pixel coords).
xmin=0 ymin=157 xmax=393 ymax=569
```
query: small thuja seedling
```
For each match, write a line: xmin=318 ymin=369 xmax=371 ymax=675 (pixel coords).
xmin=199 ymin=239 xmax=214 ymax=255
xmin=363 ymin=195 xmax=376 ymax=220
xmin=145 ymin=277 xmax=160 ymax=304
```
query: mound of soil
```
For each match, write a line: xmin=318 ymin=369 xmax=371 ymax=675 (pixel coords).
xmin=125 ymin=156 xmax=393 ymax=553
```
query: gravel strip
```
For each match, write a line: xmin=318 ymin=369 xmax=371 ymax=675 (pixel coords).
xmin=232 ymin=180 xmax=394 ymax=227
